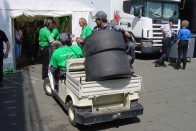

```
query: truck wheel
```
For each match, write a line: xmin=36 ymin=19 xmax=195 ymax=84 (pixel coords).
xmin=83 ymin=29 xmax=126 ymax=57
xmin=85 ymin=50 xmax=132 ymax=81
xmin=43 ymin=78 xmax=52 ymax=96
xmin=68 ymin=101 xmax=78 ymax=127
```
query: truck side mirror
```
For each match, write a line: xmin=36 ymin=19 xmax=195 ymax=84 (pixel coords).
xmin=134 ymin=6 xmax=141 ymax=17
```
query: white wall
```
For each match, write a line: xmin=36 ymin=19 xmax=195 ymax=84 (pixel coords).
xmin=0 ymin=10 xmax=14 ymax=71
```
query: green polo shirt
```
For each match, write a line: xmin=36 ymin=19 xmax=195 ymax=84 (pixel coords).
xmin=50 ymin=45 xmax=83 ymax=71
xmin=39 ymin=27 xmax=54 ymax=47
xmin=51 ymin=28 xmax=60 ymax=41
xmin=80 ymin=25 xmax=92 ymax=40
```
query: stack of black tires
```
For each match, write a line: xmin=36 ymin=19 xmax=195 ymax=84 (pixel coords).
xmin=84 ymin=29 xmax=131 ymax=81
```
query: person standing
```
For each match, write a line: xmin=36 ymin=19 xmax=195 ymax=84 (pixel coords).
xmin=26 ymin=24 xmax=36 ymax=64
xmin=92 ymin=11 xmax=136 ymax=73
xmin=39 ymin=18 xmax=62 ymax=80
xmin=174 ymin=20 xmax=191 ymax=70
xmin=15 ymin=23 xmax=23 ymax=65
xmin=92 ymin=11 xmax=111 ymax=31
xmin=0 ymin=29 xmax=10 ymax=84
xmin=155 ymin=19 xmax=176 ymax=67
xmin=76 ymin=18 xmax=92 ymax=47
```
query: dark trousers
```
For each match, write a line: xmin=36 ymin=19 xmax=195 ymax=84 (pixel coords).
xmin=176 ymin=40 xmax=188 ymax=68
xmin=126 ymin=42 xmax=135 ymax=66
xmin=0 ymin=51 xmax=4 ymax=82
xmin=40 ymin=46 xmax=49 ymax=79
xmin=158 ymin=37 xmax=171 ymax=64
xmin=51 ymin=67 xmax=66 ymax=91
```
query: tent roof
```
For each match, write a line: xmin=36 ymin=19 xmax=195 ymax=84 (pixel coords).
xmin=0 ymin=0 xmax=92 ymax=11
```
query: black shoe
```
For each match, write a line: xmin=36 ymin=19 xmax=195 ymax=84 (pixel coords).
xmin=174 ymin=66 xmax=179 ymax=70
xmin=54 ymin=85 xmax=59 ymax=92
xmin=182 ymin=64 xmax=186 ymax=70
xmin=155 ymin=63 xmax=160 ymax=67
xmin=160 ymin=63 xmax=166 ymax=67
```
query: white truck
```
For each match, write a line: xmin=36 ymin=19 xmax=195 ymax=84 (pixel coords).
xmin=44 ymin=58 xmax=143 ymax=126
xmin=85 ymin=0 xmax=181 ymax=54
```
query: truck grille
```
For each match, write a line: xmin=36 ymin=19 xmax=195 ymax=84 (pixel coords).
xmin=152 ymin=24 xmax=179 ymax=44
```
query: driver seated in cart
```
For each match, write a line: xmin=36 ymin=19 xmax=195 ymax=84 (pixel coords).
xmin=50 ymin=32 xmax=84 ymax=91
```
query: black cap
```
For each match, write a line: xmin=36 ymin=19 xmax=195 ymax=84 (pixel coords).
xmin=92 ymin=11 xmax=107 ymax=20
xmin=60 ymin=33 xmax=75 ymax=42
xmin=169 ymin=19 xmax=174 ymax=23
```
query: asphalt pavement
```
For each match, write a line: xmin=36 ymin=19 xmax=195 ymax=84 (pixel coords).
xmin=1 ymin=57 xmax=196 ymax=131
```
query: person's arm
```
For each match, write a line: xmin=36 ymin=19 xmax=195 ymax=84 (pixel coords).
xmin=46 ymin=31 xmax=62 ymax=45
xmin=160 ymin=25 xmax=166 ymax=36
xmin=51 ymin=40 xmax=62 ymax=45
xmin=4 ymin=41 xmax=10 ymax=59
xmin=20 ymin=30 xmax=23 ymax=43
xmin=61 ymin=21 xmax=66 ymax=33
xmin=176 ymin=30 xmax=181 ymax=48
xmin=172 ymin=30 xmax=177 ymax=35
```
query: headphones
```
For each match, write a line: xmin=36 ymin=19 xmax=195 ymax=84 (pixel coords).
xmin=66 ymin=32 xmax=72 ymax=45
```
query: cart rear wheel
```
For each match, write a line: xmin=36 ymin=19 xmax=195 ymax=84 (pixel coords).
xmin=43 ymin=78 xmax=52 ymax=96
xmin=68 ymin=100 xmax=78 ymax=127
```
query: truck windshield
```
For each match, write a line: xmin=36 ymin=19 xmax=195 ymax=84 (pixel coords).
xmin=145 ymin=1 xmax=179 ymax=20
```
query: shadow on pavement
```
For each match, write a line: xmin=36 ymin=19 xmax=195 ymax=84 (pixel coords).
xmin=136 ymin=53 xmax=161 ymax=60
xmin=0 ymin=69 xmax=44 ymax=131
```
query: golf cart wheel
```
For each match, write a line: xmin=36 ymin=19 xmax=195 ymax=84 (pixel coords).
xmin=68 ymin=100 xmax=78 ymax=127
xmin=43 ymin=78 xmax=52 ymax=96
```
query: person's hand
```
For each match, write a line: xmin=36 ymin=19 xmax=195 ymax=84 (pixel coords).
xmin=76 ymin=37 xmax=83 ymax=43
xmin=4 ymin=52 xmax=8 ymax=59
xmin=176 ymin=45 xmax=178 ymax=49
xmin=113 ymin=25 xmax=125 ymax=34
xmin=72 ymin=39 xmax=76 ymax=42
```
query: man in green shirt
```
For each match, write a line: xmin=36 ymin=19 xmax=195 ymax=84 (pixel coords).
xmin=39 ymin=18 xmax=61 ymax=80
xmin=76 ymin=18 xmax=92 ymax=47
xmin=50 ymin=32 xmax=83 ymax=91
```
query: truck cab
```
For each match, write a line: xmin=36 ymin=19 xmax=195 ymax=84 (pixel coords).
xmin=118 ymin=0 xmax=181 ymax=54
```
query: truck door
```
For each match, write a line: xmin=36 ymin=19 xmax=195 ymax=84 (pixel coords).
xmin=120 ymin=0 xmax=144 ymax=38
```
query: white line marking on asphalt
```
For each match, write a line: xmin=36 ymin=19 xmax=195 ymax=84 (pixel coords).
xmin=0 ymin=86 xmax=19 ymax=90
xmin=3 ymin=100 xmax=17 ymax=104
xmin=8 ymin=114 xmax=17 ymax=117
xmin=6 ymin=106 xmax=17 ymax=110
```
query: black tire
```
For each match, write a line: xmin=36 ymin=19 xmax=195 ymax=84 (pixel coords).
xmin=68 ymin=100 xmax=78 ymax=127
xmin=43 ymin=78 xmax=52 ymax=96
xmin=83 ymin=29 xmax=126 ymax=57
xmin=85 ymin=50 xmax=132 ymax=81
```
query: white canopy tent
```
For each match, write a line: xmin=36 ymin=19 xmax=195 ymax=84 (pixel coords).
xmin=0 ymin=0 xmax=93 ymax=73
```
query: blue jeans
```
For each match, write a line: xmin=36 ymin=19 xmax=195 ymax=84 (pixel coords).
xmin=15 ymin=43 xmax=22 ymax=59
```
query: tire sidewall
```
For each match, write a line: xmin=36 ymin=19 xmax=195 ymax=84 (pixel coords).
xmin=68 ymin=101 xmax=78 ymax=127
xmin=43 ymin=79 xmax=53 ymax=96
